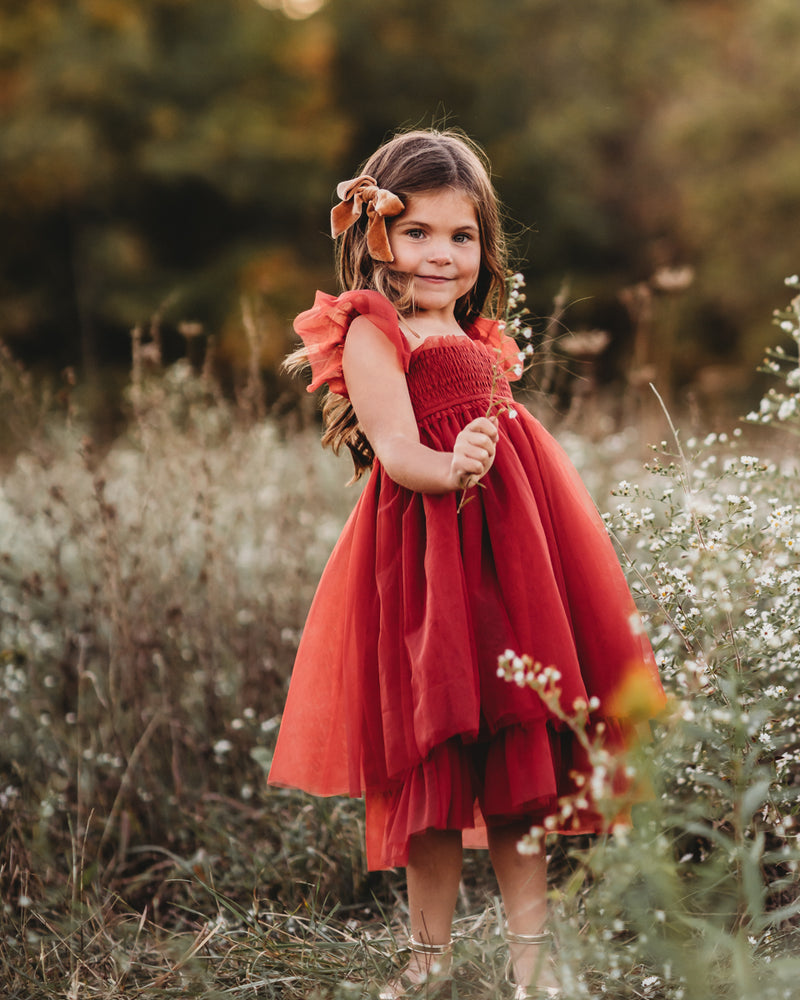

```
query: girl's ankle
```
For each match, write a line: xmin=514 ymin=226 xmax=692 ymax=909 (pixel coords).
xmin=504 ymin=926 xmax=560 ymax=997
xmin=406 ymin=934 xmax=452 ymax=982
xmin=378 ymin=936 xmax=452 ymax=999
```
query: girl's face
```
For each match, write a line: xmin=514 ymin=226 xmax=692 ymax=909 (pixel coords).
xmin=387 ymin=188 xmax=481 ymax=320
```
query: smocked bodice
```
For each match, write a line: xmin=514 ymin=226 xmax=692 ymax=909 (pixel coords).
xmin=407 ymin=338 xmax=514 ymax=422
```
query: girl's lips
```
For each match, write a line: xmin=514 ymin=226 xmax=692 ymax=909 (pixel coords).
xmin=416 ymin=275 xmax=452 ymax=283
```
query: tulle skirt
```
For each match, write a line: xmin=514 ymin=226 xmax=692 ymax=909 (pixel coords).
xmin=269 ymin=402 xmax=664 ymax=869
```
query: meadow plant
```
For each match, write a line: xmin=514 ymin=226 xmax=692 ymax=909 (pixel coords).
xmin=499 ymin=276 xmax=800 ymax=999
xmin=2 ymin=279 xmax=800 ymax=996
xmin=0 ymin=342 xmax=379 ymax=991
xmin=745 ymin=276 xmax=800 ymax=434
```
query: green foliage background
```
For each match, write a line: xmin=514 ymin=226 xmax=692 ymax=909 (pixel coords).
xmin=2 ymin=0 xmax=800 ymax=398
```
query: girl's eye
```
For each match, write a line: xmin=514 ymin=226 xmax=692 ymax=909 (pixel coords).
xmin=405 ymin=228 xmax=425 ymax=239
xmin=453 ymin=233 xmax=472 ymax=244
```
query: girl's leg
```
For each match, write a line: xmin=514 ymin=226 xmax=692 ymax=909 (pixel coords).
xmin=488 ymin=820 xmax=557 ymax=990
xmin=406 ymin=828 xmax=463 ymax=944
xmin=379 ymin=829 xmax=462 ymax=998
xmin=395 ymin=828 xmax=462 ymax=984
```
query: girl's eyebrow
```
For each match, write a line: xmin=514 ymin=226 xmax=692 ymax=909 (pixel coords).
xmin=398 ymin=218 xmax=479 ymax=233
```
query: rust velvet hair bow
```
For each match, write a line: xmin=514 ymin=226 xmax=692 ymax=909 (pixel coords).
xmin=330 ymin=174 xmax=405 ymax=262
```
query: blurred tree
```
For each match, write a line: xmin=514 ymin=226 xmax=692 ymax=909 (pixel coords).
xmin=327 ymin=0 xmax=800 ymax=394
xmin=645 ymin=0 xmax=800 ymax=370
xmin=1 ymin=0 xmax=799 ymax=418
xmin=0 ymin=0 xmax=348 ymax=375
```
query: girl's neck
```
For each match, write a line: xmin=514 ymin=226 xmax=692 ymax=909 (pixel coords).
xmin=398 ymin=311 xmax=464 ymax=342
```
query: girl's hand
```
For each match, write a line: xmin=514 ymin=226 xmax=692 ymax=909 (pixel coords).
xmin=449 ymin=416 xmax=499 ymax=491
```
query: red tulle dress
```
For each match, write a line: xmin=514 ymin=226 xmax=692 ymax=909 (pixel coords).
xmin=268 ymin=289 xmax=665 ymax=870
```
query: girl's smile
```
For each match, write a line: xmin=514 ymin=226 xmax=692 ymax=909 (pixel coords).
xmin=388 ymin=189 xmax=482 ymax=322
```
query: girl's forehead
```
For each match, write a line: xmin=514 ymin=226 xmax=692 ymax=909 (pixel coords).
xmin=398 ymin=188 xmax=478 ymax=223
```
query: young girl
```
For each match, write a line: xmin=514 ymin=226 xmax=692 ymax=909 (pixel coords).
xmin=268 ymin=129 xmax=665 ymax=998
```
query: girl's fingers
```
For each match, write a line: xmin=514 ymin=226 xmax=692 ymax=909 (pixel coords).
xmin=467 ymin=416 xmax=499 ymax=439
xmin=453 ymin=445 xmax=494 ymax=477
xmin=462 ymin=429 xmax=497 ymax=452
xmin=456 ymin=445 xmax=491 ymax=469
xmin=461 ymin=440 xmax=490 ymax=459
xmin=470 ymin=442 xmax=497 ymax=464
xmin=451 ymin=418 xmax=500 ymax=490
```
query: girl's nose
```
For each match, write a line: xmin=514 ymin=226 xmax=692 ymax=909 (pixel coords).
xmin=427 ymin=244 xmax=452 ymax=265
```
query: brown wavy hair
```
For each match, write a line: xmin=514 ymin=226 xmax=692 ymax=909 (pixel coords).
xmin=287 ymin=128 xmax=509 ymax=480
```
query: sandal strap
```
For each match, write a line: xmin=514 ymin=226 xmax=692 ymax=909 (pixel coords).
xmin=378 ymin=936 xmax=452 ymax=997
xmin=504 ymin=928 xmax=552 ymax=947
xmin=513 ymin=987 xmax=560 ymax=1000
xmin=504 ymin=925 xmax=559 ymax=998
xmin=408 ymin=934 xmax=453 ymax=956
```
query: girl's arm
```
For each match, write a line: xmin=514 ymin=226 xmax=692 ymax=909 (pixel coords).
xmin=342 ymin=315 xmax=497 ymax=494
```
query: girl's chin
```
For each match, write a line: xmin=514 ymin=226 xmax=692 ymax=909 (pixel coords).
xmin=411 ymin=283 xmax=464 ymax=308
xmin=411 ymin=298 xmax=458 ymax=315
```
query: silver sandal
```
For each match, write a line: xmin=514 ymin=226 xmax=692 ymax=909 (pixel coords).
xmin=505 ymin=927 xmax=561 ymax=999
xmin=378 ymin=935 xmax=453 ymax=999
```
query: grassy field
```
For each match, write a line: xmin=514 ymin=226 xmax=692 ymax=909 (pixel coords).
xmin=2 ymin=281 xmax=800 ymax=998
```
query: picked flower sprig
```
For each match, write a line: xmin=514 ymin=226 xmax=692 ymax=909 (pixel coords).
xmin=489 ymin=270 xmax=536 ymax=419
xmin=457 ymin=272 xmax=536 ymax=512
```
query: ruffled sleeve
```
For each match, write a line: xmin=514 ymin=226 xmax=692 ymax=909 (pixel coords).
xmin=293 ymin=289 xmax=412 ymax=398
xmin=467 ymin=317 xmax=524 ymax=382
